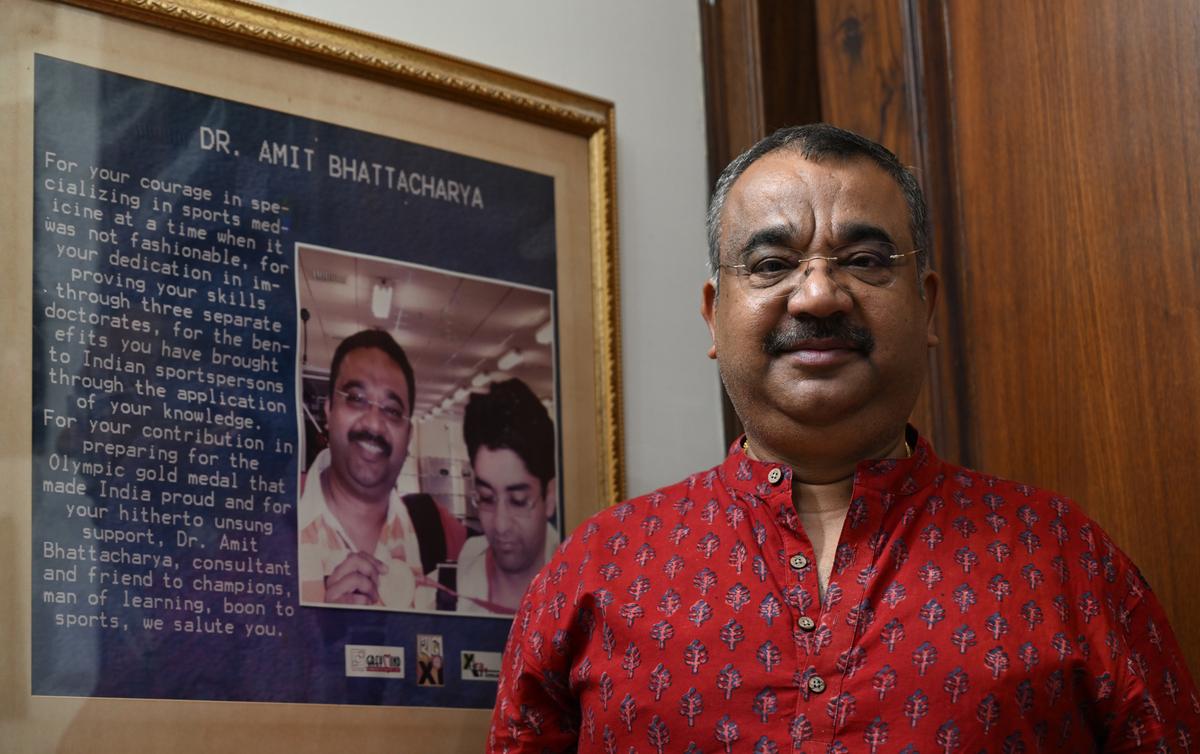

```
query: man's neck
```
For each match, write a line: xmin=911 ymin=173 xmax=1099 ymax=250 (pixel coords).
xmin=743 ymin=426 xmax=909 ymax=486
xmin=321 ymin=468 xmax=389 ymax=553
xmin=791 ymin=475 xmax=855 ymax=514
xmin=745 ymin=429 xmax=909 ymax=595
xmin=489 ymin=555 xmax=545 ymax=612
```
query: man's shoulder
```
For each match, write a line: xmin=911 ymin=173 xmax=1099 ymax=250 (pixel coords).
xmin=523 ymin=463 xmax=724 ymax=604
xmin=459 ymin=534 xmax=488 ymax=568
xmin=298 ymin=507 xmax=335 ymax=547
xmin=456 ymin=536 xmax=489 ymax=602
xmin=934 ymin=459 xmax=1142 ymax=582
xmin=936 ymin=460 xmax=1093 ymax=523
xmin=559 ymin=463 xmax=725 ymax=550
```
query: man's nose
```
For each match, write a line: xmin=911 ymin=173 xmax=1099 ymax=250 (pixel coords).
xmin=492 ymin=501 xmax=514 ymax=533
xmin=356 ymin=402 xmax=389 ymax=433
xmin=784 ymin=259 xmax=854 ymax=319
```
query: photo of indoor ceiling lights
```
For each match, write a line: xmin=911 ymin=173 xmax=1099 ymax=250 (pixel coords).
xmin=295 ymin=243 xmax=561 ymax=620
xmin=297 ymin=243 xmax=557 ymax=437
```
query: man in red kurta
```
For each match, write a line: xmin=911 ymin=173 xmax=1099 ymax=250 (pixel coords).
xmin=489 ymin=124 xmax=1199 ymax=752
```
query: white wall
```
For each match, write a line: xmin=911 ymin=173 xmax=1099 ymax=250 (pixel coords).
xmin=261 ymin=0 xmax=725 ymax=499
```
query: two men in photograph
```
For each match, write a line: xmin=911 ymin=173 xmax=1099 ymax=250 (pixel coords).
xmin=298 ymin=329 xmax=554 ymax=616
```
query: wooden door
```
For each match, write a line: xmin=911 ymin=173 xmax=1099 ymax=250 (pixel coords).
xmin=702 ymin=0 xmax=1200 ymax=671
xmin=811 ymin=0 xmax=1200 ymax=670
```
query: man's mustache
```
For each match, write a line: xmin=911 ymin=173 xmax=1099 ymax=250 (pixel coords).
xmin=763 ymin=315 xmax=875 ymax=356
xmin=347 ymin=428 xmax=393 ymax=457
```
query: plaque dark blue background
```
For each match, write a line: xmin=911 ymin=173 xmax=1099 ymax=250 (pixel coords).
xmin=32 ymin=55 xmax=556 ymax=708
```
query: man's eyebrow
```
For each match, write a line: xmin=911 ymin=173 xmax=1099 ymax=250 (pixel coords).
xmin=732 ymin=222 xmax=898 ymax=261
xmin=504 ymin=482 xmax=533 ymax=493
xmin=338 ymin=379 xmax=407 ymax=409
xmin=836 ymin=222 xmax=896 ymax=247
xmin=736 ymin=225 xmax=798 ymax=259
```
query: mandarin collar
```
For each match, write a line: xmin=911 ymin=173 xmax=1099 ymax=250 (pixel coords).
xmin=716 ymin=425 xmax=943 ymax=499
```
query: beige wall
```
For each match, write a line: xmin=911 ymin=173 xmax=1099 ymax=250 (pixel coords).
xmin=260 ymin=0 xmax=725 ymax=500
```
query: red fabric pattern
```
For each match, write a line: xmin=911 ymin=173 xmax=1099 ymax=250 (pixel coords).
xmin=490 ymin=435 xmax=1199 ymax=752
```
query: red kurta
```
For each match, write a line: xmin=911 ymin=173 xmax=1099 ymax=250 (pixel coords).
xmin=490 ymin=434 xmax=1199 ymax=752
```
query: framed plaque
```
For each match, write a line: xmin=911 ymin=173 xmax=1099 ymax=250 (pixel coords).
xmin=0 ymin=0 xmax=621 ymax=749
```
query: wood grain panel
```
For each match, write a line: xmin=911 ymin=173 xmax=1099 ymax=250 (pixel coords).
xmin=811 ymin=0 xmax=1200 ymax=672
xmin=943 ymin=0 xmax=1200 ymax=669
xmin=701 ymin=0 xmax=824 ymax=180
xmin=701 ymin=0 xmax=766 ymax=447
xmin=813 ymin=0 xmax=943 ymax=450
xmin=815 ymin=0 xmax=916 ymax=160
xmin=701 ymin=0 xmax=824 ymax=448
xmin=701 ymin=0 xmax=766 ymax=180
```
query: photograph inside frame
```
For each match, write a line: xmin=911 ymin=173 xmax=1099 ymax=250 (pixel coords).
xmin=295 ymin=245 xmax=561 ymax=618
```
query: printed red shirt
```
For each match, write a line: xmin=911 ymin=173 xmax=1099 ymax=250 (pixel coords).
xmin=490 ymin=434 xmax=1200 ymax=753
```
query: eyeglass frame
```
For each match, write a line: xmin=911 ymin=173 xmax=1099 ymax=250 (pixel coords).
xmin=332 ymin=387 xmax=411 ymax=426
xmin=717 ymin=243 xmax=925 ymax=293
xmin=469 ymin=485 xmax=549 ymax=517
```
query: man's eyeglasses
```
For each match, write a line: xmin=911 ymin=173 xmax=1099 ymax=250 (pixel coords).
xmin=720 ymin=242 xmax=923 ymax=294
xmin=334 ymin=388 xmax=410 ymax=426
xmin=471 ymin=489 xmax=542 ymax=515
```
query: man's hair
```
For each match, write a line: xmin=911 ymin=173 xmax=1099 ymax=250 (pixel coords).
xmin=463 ymin=378 xmax=555 ymax=490
xmin=328 ymin=329 xmax=416 ymax=414
xmin=706 ymin=123 xmax=930 ymax=277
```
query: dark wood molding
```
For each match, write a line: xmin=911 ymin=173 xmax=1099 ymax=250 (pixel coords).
xmin=700 ymin=0 xmax=764 ymax=184
xmin=700 ymin=0 xmax=823 ymax=447
xmin=902 ymin=0 xmax=970 ymax=465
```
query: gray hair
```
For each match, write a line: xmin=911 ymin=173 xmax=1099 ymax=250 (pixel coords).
xmin=706 ymin=124 xmax=930 ymax=279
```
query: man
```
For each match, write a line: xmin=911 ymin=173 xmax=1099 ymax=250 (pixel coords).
xmin=458 ymin=378 xmax=559 ymax=615
xmin=490 ymin=125 xmax=1198 ymax=750
xmin=298 ymin=329 xmax=464 ymax=610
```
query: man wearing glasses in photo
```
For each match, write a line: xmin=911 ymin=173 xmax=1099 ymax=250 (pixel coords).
xmin=299 ymin=329 xmax=464 ymax=610
xmin=457 ymin=378 xmax=558 ymax=615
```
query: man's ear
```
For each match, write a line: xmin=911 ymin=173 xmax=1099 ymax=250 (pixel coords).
xmin=701 ymin=280 xmax=719 ymax=359
xmin=923 ymin=269 xmax=940 ymax=347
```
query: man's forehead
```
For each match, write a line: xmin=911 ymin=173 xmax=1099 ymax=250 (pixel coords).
xmin=475 ymin=445 xmax=536 ymax=480
xmin=721 ymin=151 xmax=908 ymax=247
xmin=338 ymin=347 xmax=409 ymax=390
xmin=734 ymin=149 xmax=893 ymax=193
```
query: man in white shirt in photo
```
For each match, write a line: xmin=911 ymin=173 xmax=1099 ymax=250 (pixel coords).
xmin=299 ymin=329 xmax=440 ymax=610
xmin=457 ymin=378 xmax=558 ymax=615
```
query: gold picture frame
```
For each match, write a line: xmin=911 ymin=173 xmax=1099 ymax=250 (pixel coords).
xmin=0 ymin=0 xmax=621 ymax=749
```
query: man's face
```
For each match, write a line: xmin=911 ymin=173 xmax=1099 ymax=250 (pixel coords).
xmin=325 ymin=347 xmax=413 ymax=504
xmin=472 ymin=446 xmax=553 ymax=575
xmin=701 ymin=151 xmax=938 ymax=444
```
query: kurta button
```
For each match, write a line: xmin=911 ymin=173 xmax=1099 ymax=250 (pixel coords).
xmin=789 ymin=553 xmax=808 ymax=570
xmin=808 ymin=676 xmax=826 ymax=694
xmin=767 ymin=467 xmax=783 ymax=485
xmin=797 ymin=615 xmax=816 ymax=631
